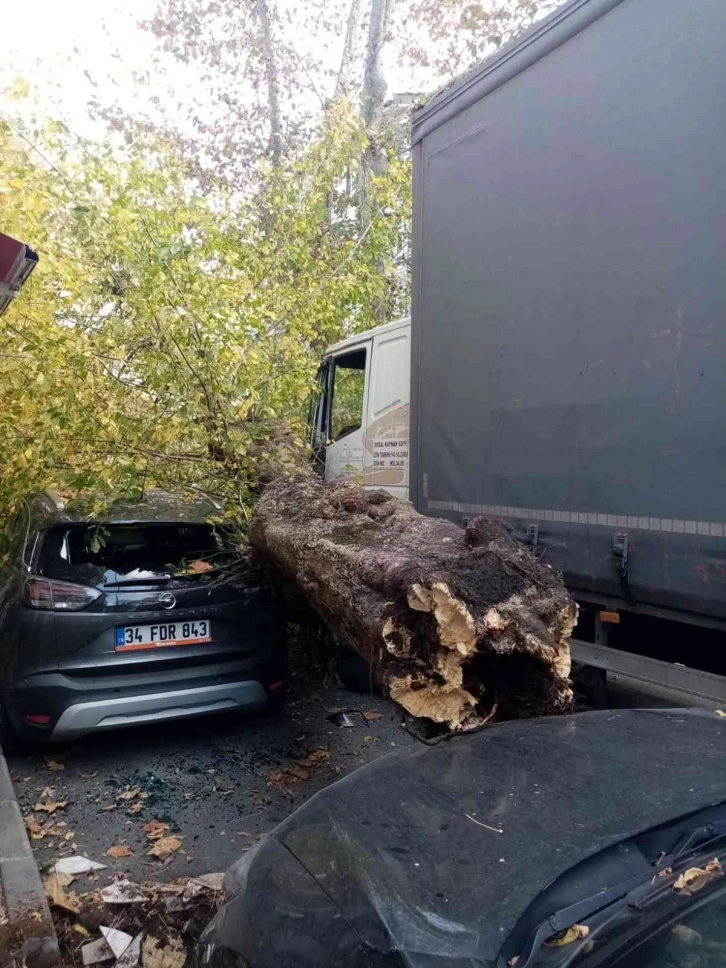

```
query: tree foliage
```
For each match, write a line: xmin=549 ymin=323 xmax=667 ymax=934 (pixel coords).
xmin=398 ymin=0 xmax=560 ymax=78
xmin=0 ymin=103 xmax=410 ymax=528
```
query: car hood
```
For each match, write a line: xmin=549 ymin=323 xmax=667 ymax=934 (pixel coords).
xmin=266 ymin=708 xmax=726 ymax=963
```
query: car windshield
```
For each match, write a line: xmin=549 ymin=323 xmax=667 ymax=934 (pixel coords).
xmin=579 ymin=886 xmax=726 ymax=968
xmin=37 ymin=524 xmax=226 ymax=586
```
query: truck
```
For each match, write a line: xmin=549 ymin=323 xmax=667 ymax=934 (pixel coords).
xmin=310 ymin=0 xmax=726 ymax=705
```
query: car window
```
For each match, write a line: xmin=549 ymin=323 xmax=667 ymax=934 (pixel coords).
xmin=330 ymin=348 xmax=366 ymax=441
xmin=36 ymin=524 xmax=226 ymax=586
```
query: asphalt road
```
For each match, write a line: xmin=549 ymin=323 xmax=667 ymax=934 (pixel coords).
xmin=7 ymin=670 xmax=698 ymax=894
xmin=8 ymin=679 xmax=418 ymax=887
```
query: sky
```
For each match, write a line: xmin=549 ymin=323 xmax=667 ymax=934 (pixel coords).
xmin=1 ymin=0 xmax=430 ymax=144
xmin=2 ymin=0 xmax=201 ymax=138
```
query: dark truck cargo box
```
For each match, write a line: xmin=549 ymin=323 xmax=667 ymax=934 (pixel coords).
xmin=411 ymin=0 xmax=726 ymax=627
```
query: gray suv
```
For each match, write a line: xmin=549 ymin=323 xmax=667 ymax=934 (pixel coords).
xmin=0 ymin=490 xmax=286 ymax=748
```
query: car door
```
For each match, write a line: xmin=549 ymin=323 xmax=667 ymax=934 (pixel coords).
xmin=324 ymin=344 xmax=371 ymax=484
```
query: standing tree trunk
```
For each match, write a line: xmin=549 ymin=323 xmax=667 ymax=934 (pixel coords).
xmin=250 ymin=476 xmax=578 ymax=731
xmin=360 ymin=0 xmax=394 ymax=128
xmin=335 ymin=0 xmax=363 ymax=98
xmin=255 ymin=0 xmax=283 ymax=166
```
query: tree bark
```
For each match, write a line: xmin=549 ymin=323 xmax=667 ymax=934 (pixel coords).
xmin=255 ymin=0 xmax=283 ymax=166
xmin=360 ymin=0 xmax=394 ymax=128
xmin=250 ymin=476 xmax=577 ymax=731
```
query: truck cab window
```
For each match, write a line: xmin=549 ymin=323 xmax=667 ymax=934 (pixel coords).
xmin=330 ymin=349 xmax=366 ymax=441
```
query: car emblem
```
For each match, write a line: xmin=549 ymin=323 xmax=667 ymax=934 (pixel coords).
xmin=159 ymin=592 xmax=176 ymax=610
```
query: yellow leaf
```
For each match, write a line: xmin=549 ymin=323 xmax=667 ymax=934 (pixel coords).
xmin=9 ymin=178 xmax=24 ymax=189
xmin=34 ymin=800 xmax=67 ymax=814
xmin=545 ymin=925 xmax=590 ymax=948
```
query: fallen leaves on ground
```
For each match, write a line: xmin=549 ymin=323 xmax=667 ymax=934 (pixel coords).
xmin=143 ymin=820 xmax=170 ymax=841
xmin=267 ymin=747 xmax=332 ymax=789
xmin=24 ymin=815 xmax=68 ymax=839
xmin=147 ymin=837 xmax=182 ymax=861
xmin=45 ymin=759 xmax=65 ymax=771
xmin=295 ymin=748 xmax=330 ymax=768
xmin=673 ymin=859 xmax=722 ymax=893
xmin=362 ymin=710 xmax=382 ymax=722
xmin=128 ymin=801 xmax=145 ymax=815
xmin=100 ymin=804 xmax=117 ymax=812
xmin=545 ymin=924 xmax=590 ymax=947
xmin=118 ymin=786 xmax=145 ymax=801
xmin=44 ymin=873 xmax=80 ymax=914
xmin=715 ymin=710 xmax=726 ymax=718
xmin=106 ymin=845 xmax=134 ymax=859
xmin=142 ymin=935 xmax=186 ymax=968
xmin=34 ymin=799 xmax=68 ymax=814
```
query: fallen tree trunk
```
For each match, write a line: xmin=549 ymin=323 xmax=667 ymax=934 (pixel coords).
xmin=250 ymin=476 xmax=578 ymax=730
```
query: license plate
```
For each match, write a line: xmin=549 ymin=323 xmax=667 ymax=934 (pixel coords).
xmin=115 ymin=620 xmax=211 ymax=652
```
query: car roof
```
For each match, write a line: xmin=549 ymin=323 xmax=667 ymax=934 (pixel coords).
xmin=270 ymin=708 xmax=726 ymax=962
xmin=29 ymin=489 xmax=222 ymax=529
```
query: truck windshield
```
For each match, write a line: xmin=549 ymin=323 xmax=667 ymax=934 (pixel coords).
xmin=330 ymin=348 xmax=366 ymax=441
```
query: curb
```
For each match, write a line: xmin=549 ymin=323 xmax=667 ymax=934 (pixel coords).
xmin=0 ymin=749 xmax=59 ymax=968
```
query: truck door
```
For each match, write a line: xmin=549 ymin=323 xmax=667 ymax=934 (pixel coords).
xmin=362 ymin=326 xmax=410 ymax=499
xmin=324 ymin=344 xmax=371 ymax=484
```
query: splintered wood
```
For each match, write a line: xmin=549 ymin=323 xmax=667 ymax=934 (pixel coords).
xmin=250 ymin=476 xmax=577 ymax=730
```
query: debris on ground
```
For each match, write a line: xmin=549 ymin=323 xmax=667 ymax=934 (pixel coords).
xmin=101 ymin=880 xmax=146 ymax=904
xmin=55 ymin=857 xmax=107 ymax=876
xmin=51 ymin=873 xmax=223 ymax=968
xmin=265 ymin=746 xmax=331 ymax=791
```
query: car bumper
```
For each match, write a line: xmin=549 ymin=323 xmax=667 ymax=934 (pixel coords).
xmin=3 ymin=653 xmax=284 ymax=742
xmin=48 ymin=679 xmax=269 ymax=741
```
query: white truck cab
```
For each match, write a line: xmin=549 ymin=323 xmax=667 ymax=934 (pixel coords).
xmin=311 ymin=318 xmax=411 ymax=500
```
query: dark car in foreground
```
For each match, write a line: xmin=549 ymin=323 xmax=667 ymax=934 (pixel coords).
xmin=0 ymin=490 xmax=286 ymax=747
xmin=195 ymin=708 xmax=726 ymax=967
